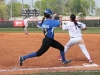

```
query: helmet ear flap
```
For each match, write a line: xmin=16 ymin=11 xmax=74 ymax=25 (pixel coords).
xmin=44 ymin=13 xmax=52 ymax=18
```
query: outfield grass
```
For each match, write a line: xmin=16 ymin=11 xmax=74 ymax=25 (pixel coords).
xmin=0 ymin=27 xmax=100 ymax=34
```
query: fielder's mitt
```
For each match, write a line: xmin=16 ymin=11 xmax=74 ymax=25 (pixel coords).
xmin=53 ymin=14 xmax=59 ymax=20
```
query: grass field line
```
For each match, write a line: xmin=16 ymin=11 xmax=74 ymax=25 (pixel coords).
xmin=0 ymin=65 xmax=99 ymax=72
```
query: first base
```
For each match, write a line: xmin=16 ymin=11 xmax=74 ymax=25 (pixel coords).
xmin=82 ymin=63 xmax=98 ymax=67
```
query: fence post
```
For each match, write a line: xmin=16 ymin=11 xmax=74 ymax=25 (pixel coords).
xmin=98 ymin=19 xmax=100 ymax=27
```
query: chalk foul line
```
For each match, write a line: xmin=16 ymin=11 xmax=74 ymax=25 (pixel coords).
xmin=0 ymin=64 xmax=99 ymax=72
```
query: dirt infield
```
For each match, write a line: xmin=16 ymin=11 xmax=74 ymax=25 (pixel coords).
xmin=0 ymin=33 xmax=100 ymax=75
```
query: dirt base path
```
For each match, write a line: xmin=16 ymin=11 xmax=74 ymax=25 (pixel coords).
xmin=0 ymin=33 xmax=100 ymax=75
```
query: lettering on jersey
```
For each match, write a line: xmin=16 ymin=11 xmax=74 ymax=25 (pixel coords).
xmin=42 ymin=25 xmax=49 ymax=28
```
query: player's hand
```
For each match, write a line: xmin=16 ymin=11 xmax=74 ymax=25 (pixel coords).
xmin=59 ymin=15 xmax=63 ymax=21
xmin=59 ymin=25 xmax=62 ymax=29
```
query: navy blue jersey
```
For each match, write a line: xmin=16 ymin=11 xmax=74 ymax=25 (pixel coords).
xmin=38 ymin=19 xmax=60 ymax=39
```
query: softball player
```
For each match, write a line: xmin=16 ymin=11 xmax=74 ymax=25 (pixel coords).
xmin=23 ymin=16 xmax=30 ymax=35
xmin=59 ymin=14 xmax=93 ymax=64
xmin=19 ymin=9 xmax=72 ymax=66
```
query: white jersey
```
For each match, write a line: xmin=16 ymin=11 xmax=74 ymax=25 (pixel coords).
xmin=62 ymin=21 xmax=86 ymax=38
xmin=24 ymin=18 xmax=29 ymax=27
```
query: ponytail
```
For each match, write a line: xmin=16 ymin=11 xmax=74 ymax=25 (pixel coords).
xmin=70 ymin=14 xmax=80 ymax=29
xmin=74 ymin=20 xmax=81 ymax=29
xmin=40 ymin=16 xmax=45 ymax=26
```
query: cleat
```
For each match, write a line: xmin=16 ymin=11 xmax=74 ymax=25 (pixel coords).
xmin=19 ymin=56 xmax=24 ymax=66
xmin=89 ymin=59 xmax=93 ymax=64
xmin=89 ymin=61 xmax=93 ymax=64
xmin=63 ymin=60 xmax=72 ymax=65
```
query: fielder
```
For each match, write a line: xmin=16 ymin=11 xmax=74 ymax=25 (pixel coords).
xmin=23 ymin=16 xmax=31 ymax=35
xmin=59 ymin=14 xmax=93 ymax=64
xmin=23 ymin=16 xmax=37 ymax=35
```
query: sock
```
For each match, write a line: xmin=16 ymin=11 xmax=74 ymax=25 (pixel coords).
xmin=23 ymin=52 xmax=37 ymax=60
xmin=60 ymin=51 xmax=66 ymax=62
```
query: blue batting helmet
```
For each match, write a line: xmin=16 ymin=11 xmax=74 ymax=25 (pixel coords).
xmin=44 ymin=9 xmax=53 ymax=18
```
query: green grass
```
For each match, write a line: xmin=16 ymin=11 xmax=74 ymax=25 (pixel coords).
xmin=0 ymin=28 xmax=39 ymax=32
xmin=0 ymin=27 xmax=100 ymax=34
xmin=82 ymin=27 xmax=100 ymax=34
xmin=15 ymin=71 xmax=100 ymax=75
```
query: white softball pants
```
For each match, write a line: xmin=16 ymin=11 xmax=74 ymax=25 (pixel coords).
xmin=64 ymin=37 xmax=91 ymax=60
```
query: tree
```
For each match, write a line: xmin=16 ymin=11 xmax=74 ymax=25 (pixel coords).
xmin=68 ymin=0 xmax=81 ymax=14
xmin=95 ymin=8 xmax=100 ymax=15
xmin=69 ymin=0 xmax=95 ymax=15
xmin=0 ymin=1 xmax=9 ymax=20
xmin=0 ymin=0 xmax=4 ymax=1
xmin=34 ymin=0 xmax=64 ymax=15
xmin=34 ymin=0 xmax=96 ymax=16
xmin=7 ymin=2 xmax=30 ymax=17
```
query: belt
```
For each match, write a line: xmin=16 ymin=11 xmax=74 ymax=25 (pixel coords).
xmin=71 ymin=36 xmax=81 ymax=38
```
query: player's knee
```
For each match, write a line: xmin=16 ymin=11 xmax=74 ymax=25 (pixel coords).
xmin=59 ymin=46 xmax=64 ymax=51
xmin=36 ymin=52 xmax=42 ymax=57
